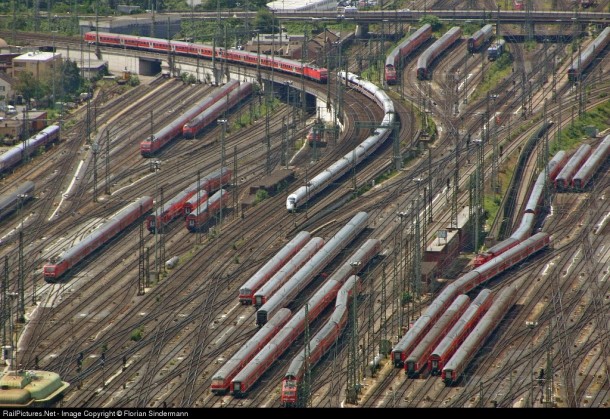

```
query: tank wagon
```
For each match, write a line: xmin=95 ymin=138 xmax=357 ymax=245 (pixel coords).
xmin=239 ymin=231 xmax=312 ymax=305
xmin=392 ymin=232 xmax=550 ymax=367
xmin=0 ymin=125 xmax=60 ymax=174
xmin=210 ymin=308 xmax=291 ymax=395
xmin=231 ymin=274 xmax=360 ymax=397
xmin=567 ymin=27 xmax=610 ymax=81
xmin=405 ymin=294 xmax=470 ymax=378
xmin=185 ymin=189 xmax=228 ymax=232
xmin=281 ymin=276 xmax=360 ymax=406
xmin=385 ymin=24 xmax=432 ymax=85
xmin=85 ymin=32 xmax=328 ymax=83
xmin=0 ymin=181 xmax=35 ymax=224
xmin=256 ymin=211 xmax=370 ymax=326
xmin=555 ymin=144 xmax=592 ymax=190
xmin=43 ymin=196 xmax=153 ymax=282
xmin=416 ymin=27 xmax=462 ymax=80
xmin=487 ymin=39 xmax=506 ymax=61
xmin=467 ymin=24 xmax=494 ymax=53
xmin=182 ymin=82 xmax=253 ymax=138
xmin=572 ymin=135 xmax=610 ymax=189
xmin=252 ymin=237 xmax=326 ymax=307
xmin=442 ymin=285 xmax=518 ymax=385
xmin=286 ymin=73 xmax=394 ymax=211
xmin=429 ymin=289 xmax=494 ymax=375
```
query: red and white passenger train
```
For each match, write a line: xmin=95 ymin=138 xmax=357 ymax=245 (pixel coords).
xmin=84 ymin=32 xmax=328 ymax=83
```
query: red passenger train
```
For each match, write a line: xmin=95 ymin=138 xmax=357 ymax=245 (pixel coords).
xmin=84 ymin=32 xmax=328 ymax=83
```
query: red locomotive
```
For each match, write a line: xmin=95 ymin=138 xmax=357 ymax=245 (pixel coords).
xmin=385 ymin=24 xmax=432 ymax=85
xmin=84 ymin=32 xmax=328 ymax=83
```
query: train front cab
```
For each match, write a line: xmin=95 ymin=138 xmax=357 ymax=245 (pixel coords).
xmin=281 ymin=378 xmax=298 ymax=406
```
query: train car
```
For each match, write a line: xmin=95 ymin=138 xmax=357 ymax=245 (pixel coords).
xmin=281 ymin=275 xmax=360 ymax=406
xmin=442 ymin=286 xmax=518 ymax=385
xmin=467 ymin=24 xmax=494 ymax=53
xmin=182 ymin=82 xmax=253 ymax=138
xmin=429 ymin=289 xmax=494 ymax=375
xmin=251 ymin=238 xmax=325 ymax=307
xmin=514 ymin=0 xmax=524 ymax=10
xmin=231 ymin=276 xmax=353 ymax=397
xmin=306 ymin=124 xmax=325 ymax=147
xmin=0 ymin=125 xmax=60 ymax=174
xmin=567 ymin=27 xmax=610 ymax=82
xmin=43 ymin=196 xmax=153 ymax=282
xmin=182 ymin=167 xmax=232 ymax=214
xmin=253 ymin=237 xmax=325 ymax=307
xmin=405 ymin=294 xmax=470 ymax=378
xmin=287 ymin=73 xmax=394 ymax=211
xmin=0 ymin=181 xmax=35 ymax=223
xmin=572 ymin=135 xmax=610 ymax=190
xmin=555 ymin=144 xmax=593 ymax=190
xmin=487 ymin=39 xmax=506 ymax=61
xmin=474 ymin=150 xmax=566 ymax=267
xmin=416 ymin=27 xmax=462 ymax=80
xmin=256 ymin=212 xmax=370 ymax=326
xmin=210 ymin=308 xmax=291 ymax=395
xmin=84 ymin=32 xmax=328 ymax=83
xmin=385 ymin=24 xmax=433 ymax=85
xmin=182 ymin=190 xmax=208 ymax=217
xmin=146 ymin=183 xmax=199 ymax=233
xmin=140 ymin=84 xmax=246 ymax=156
xmin=239 ymin=231 xmax=312 ymax=305
xmin=184 ymin=189 xmax=228 ymax=232
xmin=393 ymin=232 xmax=550 ymax=367
xmin=179 ymin=80 xmax=239 ymax=137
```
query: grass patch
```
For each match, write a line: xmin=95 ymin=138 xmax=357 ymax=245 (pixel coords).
xmin=552 ymin=99 xmax=610 ymax=152
xmin=471 ymin=51 xmax=513 ymax=101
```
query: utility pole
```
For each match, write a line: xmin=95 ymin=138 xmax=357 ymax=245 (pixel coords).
xmin=138 ymin=212 xmax=145 ymax=296
xmin=105 ymin=130 xmax=111 ymax=195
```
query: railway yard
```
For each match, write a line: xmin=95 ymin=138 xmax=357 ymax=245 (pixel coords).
xmin=0 ymin=0 xmax=610 ymax=409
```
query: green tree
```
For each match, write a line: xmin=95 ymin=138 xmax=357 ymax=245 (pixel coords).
xmin=15 ymin=71 xmax=45 ymax=103
xmin=419 ymin=15 xmax=442 ymax=32
xmin=60 ymin=59 xmax=84 ymax=99
xmin=254 ymin=9 xmax=279 ymax=33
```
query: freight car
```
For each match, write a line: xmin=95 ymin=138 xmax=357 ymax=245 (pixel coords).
xmin=442 ymin=285 xmax=518 ymax=385
xmin=182 ymin=82 xmax=253 ymax=138
xmin=281 ymin=275 xmax=360 ymax=406
xmin=255 ymin=212 xmax=370 ymax=326
xmin=567 ymin=27 xmax=610 ymax=81
xmin=84 ymin=32 xmax=328 ymax=83
xmin=185 ymin=189 xmax=228 ymax=232
xmin=210 ymin=308 xmax=291 ymax=395
xmin=429 ymin=289 xmax=494 ymax=375
xmin=555 ymin=144 xmax=592 ymax=190
xmin=0 ymin=181 xmax=35 ymax=223
xmin=286 ymin=73 xmax=394 ymax=211
xmin=140 ymin=83 xmax=243 ymax=156
xmin=487 ymin=39 xmax=506 ymax=61
xmin=0 ymin=125 xmax=60 ymax=174
xmin=392 ymin=232 xmax=550 ymax=367
xmin=405 ymin=295 xmax=470 ymax=378
xmin=467 ymin=24 xmax=494 ymax=53
xmin=385 ymin=24 xmax=432 ymax=85
xmin=238 ymin=230 xmax=312 ymax=305
xmin=43 ymin=196 xmax=153 ymax=282
xmin=231 ymin=275 xmax=359 ymax=397
xmin=252 ymin=237 xmax=325 ymax=307
xmin=416 ymin=27 xmax=462 ymax=80
xmin=572 ymin=135 xmax=610 ymax=189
